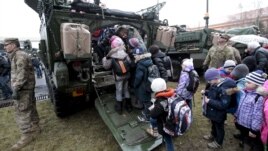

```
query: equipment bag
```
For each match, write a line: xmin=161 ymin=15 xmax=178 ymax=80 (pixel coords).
xmin=111 ymin=58 xmax=130 ymax=76
xmin=163 ymin=95 xmax=192 ymax=136
xmin=186 ymin=70 xmax=200 ymax=93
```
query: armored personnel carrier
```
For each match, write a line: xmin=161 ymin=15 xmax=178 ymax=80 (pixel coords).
xmin=25 ymin=0 xmax=167 ymax=150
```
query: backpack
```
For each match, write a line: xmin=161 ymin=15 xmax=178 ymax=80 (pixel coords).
xmin=162 ymin=55 xmax=173 ymax=78
xmin=145 ymin=64 xmax=160 ymax=92
xmin=186 ymin=70 xmax=200 ymax=93
xmin=111 ymin=58 xmax=130 ymax=76
xmin=163 ymin=95 xmax=192 ymax=136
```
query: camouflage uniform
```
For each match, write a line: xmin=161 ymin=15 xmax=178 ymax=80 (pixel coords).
xmin=4 ymin=38 xmax=40 ymax=150
xmin=203 ymin=44 xmax=236 ymax=69
xmin=10 ymin=47 xmax=40 ymax=134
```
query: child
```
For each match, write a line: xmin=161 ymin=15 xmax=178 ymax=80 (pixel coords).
xmin=218 ymin=60 xmax=236 ymax=78
xmin=102 ymin=36 xmax=132 ymax=114
xmin=147 ymin=78 xmax=175 ymax=151
xmin=235 ymin=70 xmax=266 ymax=151
xmin=175 ymin=58 xmax=195 ymax=109
xmin=202 ymin=68 xmax=236 ymax=149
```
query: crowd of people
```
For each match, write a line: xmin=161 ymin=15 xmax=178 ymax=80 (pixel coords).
xmin=201 ymin=33 xmax=268 ymax=150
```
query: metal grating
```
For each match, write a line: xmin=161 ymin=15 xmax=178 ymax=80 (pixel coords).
xmin=0 ymin=94 xmax=50 ymax=108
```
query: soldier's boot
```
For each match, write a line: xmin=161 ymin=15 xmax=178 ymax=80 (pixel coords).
xmin=124 ymin=98 xmax=133 ymax=113
xmin=11 ymin=134 xmax=35 ymax=151
xmin=114 ymin=101 xmax=123 ymax=115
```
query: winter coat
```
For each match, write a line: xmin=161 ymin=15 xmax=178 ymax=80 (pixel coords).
xmin=231 ymin=47 xmax=242 ymax=64
xmin=0 ymin=55 xmax=10 ymax=76
xmin=203 ymin=45 xmax=236 ymax=69
xmin=235 ymin=90 xmax=264 ymax=133
xmin=251 ymin=47 xmax=268 ymax=72
xmin=175 ymin=66 xmax=193 ymax=100
xmin=204 ymin=78 xmax=236 ymax=123
xmin=150 ymin=88 xmax=175 ymax=135
xmin=102 ymin=46 xmax=131 ymax=81
xmin=133 ymin=53 xmax=153 ymax=102
xmin=151 ymin=51 xmax=168 ymax=81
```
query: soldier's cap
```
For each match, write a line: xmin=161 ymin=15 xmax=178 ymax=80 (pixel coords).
xmin=4 ymin=38 xmax=19 ymax=44
xmin=219 ymin=34 xmax=230 ymax=41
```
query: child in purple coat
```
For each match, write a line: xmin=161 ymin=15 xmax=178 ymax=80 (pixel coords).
xmin=235 ymin=70 xmax=266 ymax=150
xmin=175 ymin=58 xmax=195 ymax=109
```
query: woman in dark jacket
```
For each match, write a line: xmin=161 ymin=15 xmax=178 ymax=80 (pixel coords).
xmin=149 ymin=45 xmax=168 ymax=81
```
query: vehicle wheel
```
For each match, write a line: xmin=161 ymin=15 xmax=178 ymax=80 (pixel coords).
xmin=45 ymin=71 xmax=69 ymax=117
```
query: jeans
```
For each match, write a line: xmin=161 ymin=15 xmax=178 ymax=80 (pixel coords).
xmin=150 ymin=117 xmax=158 ymax=129
xmin=163 ymin=133 xmax=174 ymax=151
xmin=0 ymin=75 xmax=12 ymax=99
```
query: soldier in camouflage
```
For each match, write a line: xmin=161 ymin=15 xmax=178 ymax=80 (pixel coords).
xmin=3 ymin=38 xmax=40 ymax=151
xmin=203 ymin=34 xmax=236 ymax=69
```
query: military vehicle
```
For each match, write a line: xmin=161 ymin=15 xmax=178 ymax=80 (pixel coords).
xmin=159 ymin=28 xmax=220 ymax=80
xmin=24 ymin=0 xmax=168 ymax=150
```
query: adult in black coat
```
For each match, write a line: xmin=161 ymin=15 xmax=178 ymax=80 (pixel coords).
xmin=149 ymin=45 xmax=168 ymax=81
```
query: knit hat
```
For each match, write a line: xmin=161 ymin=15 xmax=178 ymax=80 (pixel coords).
xmin=129 ymin=38 xmax=140 ymax=48
xmin=204 ymin=68 xmax=220 ymax=81
xmin=230 ymin=64 xmax=249 ymax=80
xmin=242 ymin=56 xmax=257 ymax=72
xmin=110 ymin=36 xmax=124 ymax=49
xmin=223 ymin=60 xmax=236 ymax=68
xmin=245 ymin=70 xmax=267 ymax=86
xmin=182 ymin=58 xmax=193 ymax=67
xmin=151 ymin=78 xmax=167 ymax=93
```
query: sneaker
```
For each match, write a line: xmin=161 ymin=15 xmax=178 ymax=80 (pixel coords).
xmin=146 ymin=128 xmax=159 ymax=138
xmin=203 ymin=134 xmax=214 ymax=141
xmin=137 ymin=114 xmax=150 ymax=123
xmin=207 ymin=141 xmax=222 ymax=149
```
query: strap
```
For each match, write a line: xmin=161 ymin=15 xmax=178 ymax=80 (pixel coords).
xmin=255 ymin=94 xmax=261 ymax=103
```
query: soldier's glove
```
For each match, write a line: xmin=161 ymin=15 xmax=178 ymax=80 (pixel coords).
xmin=12 ymin=91 xmax=19 ymax=100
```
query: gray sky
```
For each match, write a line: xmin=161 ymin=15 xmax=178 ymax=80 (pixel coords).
xmin=1 ymin=0 xmax=268 ymax=40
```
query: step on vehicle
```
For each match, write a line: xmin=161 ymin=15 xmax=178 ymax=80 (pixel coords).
xmin=24 ymin=0 xmax=168 ymax=150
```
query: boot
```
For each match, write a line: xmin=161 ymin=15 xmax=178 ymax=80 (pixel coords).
xmin=124 ymin=98 xmax=133 ymax=113
xmin=11 ymin=133 xmax=35 ymax=151
xmin=114 ymin=101 xmax=123 ymax=115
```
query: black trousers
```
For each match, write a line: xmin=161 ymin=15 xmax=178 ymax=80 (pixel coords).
xmin=235 ymin=123 xmax=263 ymax=151
xmin=211 ymin=120 xmax=225 ymax=145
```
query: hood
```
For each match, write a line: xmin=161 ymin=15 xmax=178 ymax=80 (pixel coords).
xmin=152 ymin=51 xmax=165 ymax=58
xmin=134 ymin=53 xmax=151 ymax=63
xmin=107 ymin=46 xmax=128 ymax=59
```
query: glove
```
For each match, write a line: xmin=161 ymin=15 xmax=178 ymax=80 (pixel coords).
xmin=12 ymin=91 xmax=19 ymax=100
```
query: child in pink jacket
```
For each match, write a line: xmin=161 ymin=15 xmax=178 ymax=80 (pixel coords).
xmin=258 ymin=80 xmax=268 ymax=150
